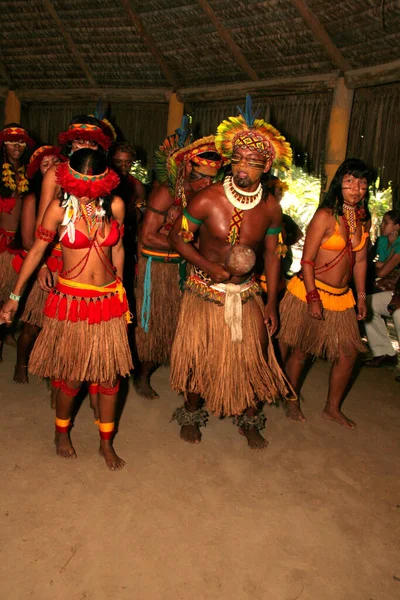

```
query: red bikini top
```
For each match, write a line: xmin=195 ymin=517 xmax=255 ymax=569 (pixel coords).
xmin=60 ymin=220 xmax=122 ymax=250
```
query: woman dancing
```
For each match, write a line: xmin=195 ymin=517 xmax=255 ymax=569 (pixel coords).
xmin=278 ymin=159 xmax=373 ymax=428
xmin=0 ymin=149 xmax=133 ymax=470
xmin=13 ymin=145 xmax=65 ymax=383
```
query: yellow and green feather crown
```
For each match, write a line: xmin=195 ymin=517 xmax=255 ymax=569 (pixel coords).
xmin=215 ymin=95 xmax=292 ymax=171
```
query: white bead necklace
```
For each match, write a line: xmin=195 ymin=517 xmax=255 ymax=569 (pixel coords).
xmin=223 ymin=176 xmax=262 ymax=211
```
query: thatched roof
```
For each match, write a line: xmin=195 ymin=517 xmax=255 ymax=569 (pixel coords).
xmin=1 ymin=0 xmax=399 ymax=100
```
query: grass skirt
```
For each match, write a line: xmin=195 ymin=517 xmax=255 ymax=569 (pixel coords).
xmin=21 ymin=275 xmax=58 ymax=328
xmin=22 ymin=245 xmax=63 ymax=327
xmin=29 ymin=278 xmax=133 ymax=381
xmin=170 ymin=286 xmax=295 ymax=417
xmin=0 ymin=251 xmax=19 ymax=304
xmin=278 ymin=275 xmax=366 ymax=362
xmin=135 ymin=255 xmax=182 ymax=364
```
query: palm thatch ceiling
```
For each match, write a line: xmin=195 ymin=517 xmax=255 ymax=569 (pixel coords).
xmin=1 ymin=0 xmax=399 ymax=102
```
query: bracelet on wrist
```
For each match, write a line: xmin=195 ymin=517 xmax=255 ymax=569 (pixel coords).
xmin=357 ymin=292 xmax=367 ymax=300
xmin=39 ymin=263 xmax=48 ymax=270
xmin=300 ymin=259 xmax=315 ymax=267
xmin=9 ymin=292 xmax=21 ymax=302
xmin=306 ymin=289 xmax=321 ymax=304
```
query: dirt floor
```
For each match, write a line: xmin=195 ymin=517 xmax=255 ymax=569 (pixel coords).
xmin=1 ymin=345 xmax=399 ymax=600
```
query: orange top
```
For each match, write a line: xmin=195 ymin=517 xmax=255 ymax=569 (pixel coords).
xmin=320 ymin=221 xmax=369 ymax=253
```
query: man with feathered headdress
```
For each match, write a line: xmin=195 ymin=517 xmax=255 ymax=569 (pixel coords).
xmin=134 ymin=120 xmax=225 ymax=398
xmin=169 ymin=95 xmax=296 ymax=450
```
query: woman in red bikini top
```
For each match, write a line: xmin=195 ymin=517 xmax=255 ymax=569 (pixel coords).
xmin=1 ymin=149 xmax=133 ymax=471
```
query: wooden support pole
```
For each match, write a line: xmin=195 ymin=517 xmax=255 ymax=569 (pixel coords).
xmin=167 ymin=93 xmax=184 ymax=136
xmin=4 ymin=90 xmax=21 ymax=125
xmin=322 ymin=77 xmax=354 ymax=192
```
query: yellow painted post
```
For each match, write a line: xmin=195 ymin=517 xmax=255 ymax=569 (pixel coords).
xmin=4 ymin=90 xmax=21 ymax=125
xmin=323 ymin=77 xmax=354 ymax=191
xmin=167 ymin=93 xmax=184 ymax=136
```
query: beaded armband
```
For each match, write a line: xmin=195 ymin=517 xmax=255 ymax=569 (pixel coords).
xmin=120 ymin=224 xmax=125 ymax=238
xmin=179 ymin=208 xmax=203 ymax=243
xmin=266 ymin=225 xmax=282 ymax=236
xmin=357 ymin=292 xmax=367 ymax=300
xmin=36 ymin=225 xmax=57 ymax=243
xmin=306 ymin=289 xmax=321 ymax=304
xmin=146 ymin=205 xmax=167 ymax=216
xmin=183 ymin=208 xmax=203 ymax=226
xmin=300 ymin=259 xmax=315 ymax=267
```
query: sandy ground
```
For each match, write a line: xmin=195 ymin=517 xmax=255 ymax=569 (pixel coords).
xmin=1 ymin=345 xmax=399 ymax=600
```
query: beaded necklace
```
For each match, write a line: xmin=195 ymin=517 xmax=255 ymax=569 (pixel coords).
xmin=224 ymin=175 xmax=263 ymax=245
xmin=343 ymin=203 xmax=357 ymax=238
xmin=223 ymin=176 xmax=262 ymax=210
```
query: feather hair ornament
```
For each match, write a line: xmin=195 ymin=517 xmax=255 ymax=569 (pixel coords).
xmin=153 ymin=115 xmax=192 ymax=186
xmin=59 ymin=193 xmax=80 ymax=244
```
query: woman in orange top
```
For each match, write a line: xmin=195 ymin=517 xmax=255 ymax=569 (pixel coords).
xmin=278 ymin=158 xmax=373 ymax=428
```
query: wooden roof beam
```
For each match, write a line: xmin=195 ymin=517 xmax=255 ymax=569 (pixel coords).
xmin=43 ymin=0 xmax=97 ymax=87
xmin=120 ymin=0 xmax=180 ymax=90
xmin=178 ymin=71 xmax=339 ymax=102
xmin=345 ymin=58 xmax=400 ymax=89
xmin=15 ymin=87 xmax=171 ymax=103
xmin=196 ymin=0 xmax=259 ymax=81
xmin=291 ymin=0 xmax=352 ymax=73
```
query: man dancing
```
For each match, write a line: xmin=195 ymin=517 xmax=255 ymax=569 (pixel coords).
xmin=134 ymin=133 xmax=224 ymax=398
xmin=169 ymin=97 xmax=295 ymax=449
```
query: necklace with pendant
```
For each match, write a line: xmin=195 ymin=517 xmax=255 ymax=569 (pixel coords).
xmin=343 ymin=203 xmax=357 ymax=237
xmin=80 ymin=200 xmax=98 ymax=239
xmin=223 ymin=176 xmax=262 ymax=210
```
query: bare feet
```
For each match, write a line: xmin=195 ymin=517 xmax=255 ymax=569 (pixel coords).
xmin=99 ymin=440 xmax=126 ymax=470
xmin=13 ymin=364 xmax=29 ymax=384
xmin=134 ymin=376 xmax=159 ymax=399
xmin=180 ymin=424 xmax=202 ymax=444
xmin=322 ymin=408 xmax=356 ymax=429
xmin=239 ymin=427 xmax=269 ymax=450
xmin=54 ymin=432 xmax=77 ymax=458
xmin=284 ymin=400 xmax=306 ymax=422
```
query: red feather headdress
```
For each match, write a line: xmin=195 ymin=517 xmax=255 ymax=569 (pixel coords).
xmin=26 ymin=146 xmax=66 ymax=179
xmin=0 ymin=126 xmax=35 ymax=148
xmin=56 ymin=162 xmax=120 ymax=199
xmin=58 ymin=123 xmax=112 ymax=150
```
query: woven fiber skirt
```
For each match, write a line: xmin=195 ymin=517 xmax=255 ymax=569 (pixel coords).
xmin=29 ymin=277 xmax=133 ymax=382
xmin=21 ymin=246 xmax=63 ymax=327
xmin=170 ymin=273 xmax=295 ymax=417
xmin=135 ymin=250 xmax=185 ymax=364
xmin=278 ymin=275 xmax=366 ymax=362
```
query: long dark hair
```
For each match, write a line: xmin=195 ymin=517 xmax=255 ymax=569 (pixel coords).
xmin=321 ymin=158 xmax=374 ymax=222
xmin=61 ymin=149 xmax=114 ymax=220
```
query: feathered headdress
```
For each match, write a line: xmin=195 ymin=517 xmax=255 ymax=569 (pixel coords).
xmin=153 ymin=115 xmax=192 ymax=185
xmin=265 ymin=178 xmax=289 ymax=194
xmin=215 ymin=94 xmax=292 ymax=170
xmin=0 ymin=126 xmax=35 ymax=148
xmin=168 ymin=135 xmax=226 ymax=197
xmin=56 ymin=162 xmax=120 ymax=199
xmin=58 ymin=123 xmax=112 ymax=150
xmin=90 ymin=100 xmax=118 ymax=142
xmin=26 ymin=145 xmax=66 ymax=179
